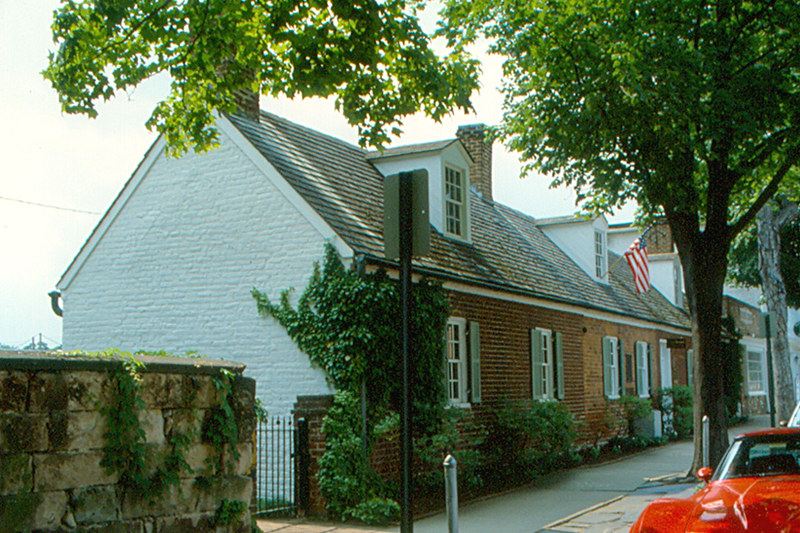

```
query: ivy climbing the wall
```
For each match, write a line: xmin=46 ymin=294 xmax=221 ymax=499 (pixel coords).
xmin=252 ymin=244 xmax=450 ymax=522
xmin=93 ymin=350 xmax=240 ymax=505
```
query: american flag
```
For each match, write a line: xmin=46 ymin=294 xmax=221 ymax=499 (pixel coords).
xmin=624 ymin=236 xmax=650 ymax=293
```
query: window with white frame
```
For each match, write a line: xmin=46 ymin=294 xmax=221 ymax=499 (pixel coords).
xmin=446 ymin=318 xmax=468 ymax=403
xmin=746 ymin=350 xmax=765 ymax=394
xmin=635 ymin=341 xmax=650 ymax=397
xmin=533 ymin=329 xmax=554 ymax=399
xmin=532 ymin=328 xmax=565 ymax=401
xmin=444 ymin=166 xmax=466 ymax=237
xmin=603 ymin=336 xmax=622 ymax=398
xmin=594 ymin=230 xmax=607 ymax=279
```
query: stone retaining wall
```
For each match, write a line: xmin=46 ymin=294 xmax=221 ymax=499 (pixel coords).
xmin=0 ymin=351 xmax=256 ymax=533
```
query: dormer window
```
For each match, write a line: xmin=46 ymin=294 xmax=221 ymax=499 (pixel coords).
xmin=445 ymin=166 xmax=466 ymax=237
xmin=594 ymin=230 xmax=607 ymax=279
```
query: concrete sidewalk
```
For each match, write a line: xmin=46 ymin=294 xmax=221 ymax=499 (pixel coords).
xmin=256 ymin=416 xmax=769 ymax=533
xmin=537 ymin=478 xmax=697 ymax=533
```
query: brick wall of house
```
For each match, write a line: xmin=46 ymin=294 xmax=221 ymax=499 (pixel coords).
xmin=292 ymin=395 xmax=333 ymax=517
xmin=60 ymin=125 xmax=334 ymax=417
xmin=291 ymin=288 xmax=692 ymax=517
xmin=447 ymin=289 xmax=692 ymax=442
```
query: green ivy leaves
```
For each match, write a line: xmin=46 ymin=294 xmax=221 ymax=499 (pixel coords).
xmin=253 ymin=244 xmax=451 ymax=522
xmin=253 ymin=244 xmax=449 ymax=420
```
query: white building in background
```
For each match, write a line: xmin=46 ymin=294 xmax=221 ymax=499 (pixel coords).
xmin=608 ymin=222 xmax=800 ymax=411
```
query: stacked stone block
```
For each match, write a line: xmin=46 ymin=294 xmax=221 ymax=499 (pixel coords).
xmin=0 ymin=351 xmax=255 ymax=533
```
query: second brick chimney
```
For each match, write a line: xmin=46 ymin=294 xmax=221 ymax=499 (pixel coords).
xmin=456 ymin=124 xmax=493 ymax=202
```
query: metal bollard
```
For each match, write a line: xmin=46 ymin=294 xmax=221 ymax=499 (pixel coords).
xmin=443 ymin=454 xmax=458 ymax=533
xmin=702 ymin=415 xmax=710 ymax=469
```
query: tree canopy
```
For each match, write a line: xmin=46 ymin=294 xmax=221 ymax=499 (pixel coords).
xmin=442 ymin=0 xmax=800 ymax=223
xmin=729 ymin=210 xmax=800 ymax=309
xmin=441 ymin=0 xmax=800 ymax=467
xmin=44 ymin=0 xmax=479 ymax=152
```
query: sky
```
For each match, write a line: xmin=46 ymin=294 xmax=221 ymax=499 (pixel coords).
xmin=0 ymin=2 xmax=634 ymax=348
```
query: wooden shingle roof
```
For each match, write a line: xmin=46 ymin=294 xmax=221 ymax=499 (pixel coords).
xmin=228 ymin=111 xmax=690 ymax=330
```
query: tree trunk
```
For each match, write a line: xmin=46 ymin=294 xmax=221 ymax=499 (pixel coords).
xmin=757 ymin=201 xmax=799 ymax=422
xmin=671 ymin=217 xmax=732 ymax=473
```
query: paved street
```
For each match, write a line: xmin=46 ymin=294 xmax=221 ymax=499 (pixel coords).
xmin=257 ymin=416 xmax=769 ymax=533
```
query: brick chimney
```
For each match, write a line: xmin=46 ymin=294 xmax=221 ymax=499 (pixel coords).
xmin=456 ymin=124 xmax=493 ymax=202
xmin=218 ymin=59 xmax=260 ymax=121
xmin=232 ymin=86 xmax=260 ymax=121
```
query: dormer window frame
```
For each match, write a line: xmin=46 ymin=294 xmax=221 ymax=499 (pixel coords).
xmin=442 ymin=161 xmax=470 ymax=242
xmin=594 ymin=229 xmax=608 ymax=281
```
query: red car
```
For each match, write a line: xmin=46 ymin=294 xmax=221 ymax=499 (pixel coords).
xmin=629 ymin=428 xmax=800 ymax=532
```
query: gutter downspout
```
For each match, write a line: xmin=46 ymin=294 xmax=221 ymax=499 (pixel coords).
xmin=48 ymin=291 xmax=63 ymax=317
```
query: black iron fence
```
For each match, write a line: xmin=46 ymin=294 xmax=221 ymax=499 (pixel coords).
xmin=253 ymin=416 xmax=309 ymax=516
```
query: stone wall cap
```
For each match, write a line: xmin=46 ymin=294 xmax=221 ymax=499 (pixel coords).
xmin=0 ymin=350 xmax=246 ymax=375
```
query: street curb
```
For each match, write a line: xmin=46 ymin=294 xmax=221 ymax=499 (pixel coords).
xmin=537 ymin=495 xmax=624 ymax=532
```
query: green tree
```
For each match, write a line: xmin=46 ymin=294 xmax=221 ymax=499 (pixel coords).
xmin=43 ymin=0 xmax=479 ymax=153
xmin=441 ymin=0 xmax=800 ymax=469
xmin=729 ymin=198 xmax=799 ymax=421
xmin=729 ymin=203 xmax=800 ymax=309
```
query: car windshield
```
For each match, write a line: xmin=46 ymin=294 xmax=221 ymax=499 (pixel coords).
xmin=714 ymin=433 xmax=800 ymax=480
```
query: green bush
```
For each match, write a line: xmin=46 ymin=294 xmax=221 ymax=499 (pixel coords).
xmin=414 ymin=407 xmax=485 ymax=494
xmin=344 ymin=497 xmax=400 ymax=525
xmin=317 ymin=392 xmax=382 ymax=521
xmin=212 ymin=499 xmax=247 ymax=526
xmin=613 ymin=395 xmax=653 ymax=437
xmin=484 ymin=400 xmax=577 ymax=482
xmin=654 ymin=386 xmax=693 ymax=439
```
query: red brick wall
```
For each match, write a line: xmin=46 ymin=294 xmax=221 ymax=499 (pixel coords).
xmin=447 ymin=289 xmax=692 ymax=442
xmin=293 ymin=395 xmax=334 ymax=517
xmin=292 ymin=290 xmax=693 ymax=514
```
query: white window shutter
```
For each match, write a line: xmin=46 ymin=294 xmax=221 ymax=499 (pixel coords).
xmin=531 ymin=329 xmax=544 ymax=399
xmin=618 ymin=338 xmax=626 ymax=397
xmin=555 ymin=332 xmax=564 ymax=400
xmin=442 ymin=329 xmax=449 ymax=401
xmin=602 ymin=337 xmax=613 ymax=398
xmin=469 ymin=321 xmax=481 ymax=404
xmin=635 ymin=343 xmax=646 ymax=396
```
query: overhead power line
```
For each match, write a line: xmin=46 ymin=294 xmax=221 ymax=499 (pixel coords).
xmin=0 ymin=195 xmax=102 ymax=216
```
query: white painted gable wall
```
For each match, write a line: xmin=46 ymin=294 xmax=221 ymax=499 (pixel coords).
xmin=60 ymin=126 xmax=335 ymax=415
xmin=539 ymin=217 xmax=608 ymax=283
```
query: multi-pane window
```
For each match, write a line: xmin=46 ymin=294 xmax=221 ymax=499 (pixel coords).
xmin=603 ymin=336 xmax=621 ymax=398
xmin=536 ymin=329 xmax=553 ymax=399
xmin=594 ymin=230 xmax=607 ymax=278
xmin=635 ymin=341 xmax=650 ymax=398
xmin=445 ymin=167 xmax=465 ymax=237
xmin=447 ymin=319 xmax=468 ymax=403
xmin=746 ymin=350 xmax=765 ymax=393
xmin=532 ymin=328 xmax=564 ymax=401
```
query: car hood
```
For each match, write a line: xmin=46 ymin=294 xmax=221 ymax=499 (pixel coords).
xmin=686 ymin=477 xmax=800 ymax=532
